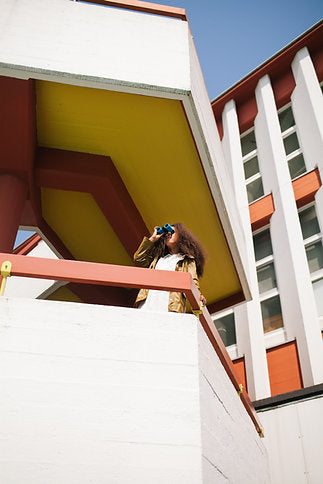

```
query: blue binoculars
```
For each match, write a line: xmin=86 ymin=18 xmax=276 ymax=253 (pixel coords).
xmin=156 ymin=223 xmax=175 ymax=235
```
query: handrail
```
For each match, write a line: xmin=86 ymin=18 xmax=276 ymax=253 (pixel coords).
xmin=0 ymin=251 xmax=263 ymax=436
xmin=74 ymin=0 xmax=187 ymax=21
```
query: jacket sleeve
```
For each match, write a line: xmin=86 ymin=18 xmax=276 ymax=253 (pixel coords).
xmin=187 ymin=259 xmax=200 ymax=292
xmin=133 ymin=237 xmax=155 ymax=268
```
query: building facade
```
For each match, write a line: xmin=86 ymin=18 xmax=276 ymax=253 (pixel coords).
xmin=212 ymin=21 xmax=323 ymax=401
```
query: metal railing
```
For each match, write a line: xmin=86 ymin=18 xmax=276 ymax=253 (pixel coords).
xmin=0 ymin=252 xmax=263 ymax=436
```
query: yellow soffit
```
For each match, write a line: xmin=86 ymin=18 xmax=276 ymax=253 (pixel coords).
xmin=37 ymin=80 xmax=241 ymax=304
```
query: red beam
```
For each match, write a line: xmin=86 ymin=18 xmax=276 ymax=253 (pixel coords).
xmin=249 ymin=194 xmax=275 ymax=231
xmin=36 ymin=147 xmax=149 ymax=257
xmin=0 ymin=251 xmax=263 ymax=435
xmin=293 ymin=168 xmax=322 ymax=208
xmin=77 ymin=0 xmax=187 ymax=20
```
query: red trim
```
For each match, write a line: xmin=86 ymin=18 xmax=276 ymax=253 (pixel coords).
xmin=293 ymin=168 xmax=322 ymax=208
xmin=0 ymin=251 xmax=263 ymax=435
xmin=207 ymin=291 xmax=244 ymax=315
xmin=237 ymin=96 xmax=258 ymax=135
xmin=272 ymin=70 xmax=296 ymax=110
xmin=212 ymin=22 xmax=323 ymax=132
xmin=0 ymin=175 xmax=28 ymax=252
xmin=77 ymin=0 xmax=187 ymax=20
xmin=249 ymin=194 xmax=275 ymax=231
xmin=0 ymin=76 xmax=36 ymax=180
xmin=233 ymin=357 xmax=247 ymax=394
xmin=13 ymin=233 xmax=41 ymax=256
xmin=36 ymin=147 xmax=149 ymax=257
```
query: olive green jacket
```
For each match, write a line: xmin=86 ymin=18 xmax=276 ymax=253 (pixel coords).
xmin=133 ymin=237 xmax=200 ymax=313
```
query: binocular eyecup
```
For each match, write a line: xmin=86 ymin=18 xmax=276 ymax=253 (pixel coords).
xmin=156 ymin=223 xmax=175 ymax=235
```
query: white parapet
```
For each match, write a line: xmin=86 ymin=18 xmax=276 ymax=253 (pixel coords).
xmin=0 ymin=297 xmax=269 ymax=483
xmin=260 ymin=395 xmax=323 ymax=483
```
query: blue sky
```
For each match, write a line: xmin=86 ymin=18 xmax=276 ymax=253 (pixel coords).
xmin=159 ymin=0 xmax=322 ymax=100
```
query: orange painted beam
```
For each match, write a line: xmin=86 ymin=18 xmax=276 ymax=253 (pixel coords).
xmin=0 ymin=251 xmax=263 ymax=435
xmin=249 ymin=194 xmax=275 ymax=231
xmin=13 ymin=233 xmax=41 ymax=256
xmin=233 ymin=357 xmax=247 ymax=393
xmin=267 ymin=341 xmax=303 ymax=396
xmin=36 ymin=147 xmax=149 ymax=257
xmin=293 ymin=168 xmax=322 ymax=208
xmin=0 ymin=252 xmax=193 ymax=293
xmin=77 ymin=0 xmax=187 ymax=20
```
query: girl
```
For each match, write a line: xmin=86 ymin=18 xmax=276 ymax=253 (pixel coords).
xmin=133 ymin=223 xmax=206 ymax=313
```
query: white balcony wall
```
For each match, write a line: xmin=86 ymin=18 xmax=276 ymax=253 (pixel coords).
xmin=0 ymin=297 xmax=268 ymax=483
xmin=0 ymin=0 xmax=190 ymax=94
xmin=260 ymin=396 xmax=323 ymax=483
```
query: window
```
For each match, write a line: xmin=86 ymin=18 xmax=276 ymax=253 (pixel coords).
xmin=213 ymin=311 xmax=236 ymax=347
xmin=299 ymin=204 xmax=323 ymax=317
xmin=261 ymin=295 xmax=284 ymax=333
xmin=278 ymin=105 xmax=306 ymax=180
xmin=240 ymin=128 xmax=264 ymax=204
xmin=253 ymin=227 xmax=284 ymax=333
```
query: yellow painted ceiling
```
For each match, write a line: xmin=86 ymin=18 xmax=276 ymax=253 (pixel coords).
xmin=36 ymin=80 xmax=241 ymax=304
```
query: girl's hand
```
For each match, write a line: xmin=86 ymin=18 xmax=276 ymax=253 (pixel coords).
xmin=200 ymin=295 xmax=207 ymax=307
xmin=149 ymin=226 xmax=164 ymax=243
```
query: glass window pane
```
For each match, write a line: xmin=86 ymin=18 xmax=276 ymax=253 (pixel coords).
xmin=241 ymin=131 xmax=257 ymax=157
xmin=306 ymin=241 xmax=323 ymax=273
xmin=288 ymin=153 xmax=306 ymax=180
xmin=214 ymin=313 xmax=236 ymax=347
xmin=283 ymin=132 xmax=300 ymax=155
xmin=278 ymin=107 xmax=295 ymax=132
xmin=244 ymin=156 xmax=259 ymax=179
xmin=261 ymin=295 xmax=284 ymax=333
xmin=299 ymin=206 xmax=320 ymax=240
xmin=253 ymin=229 xmax=273 ymax=261
xmin=246 ymin=178 xmax=264 ymax=203
xmin=257 ymin=263 xmax=277 ymax=293
xmin=313 ymin=278 xmax=323 ymax=317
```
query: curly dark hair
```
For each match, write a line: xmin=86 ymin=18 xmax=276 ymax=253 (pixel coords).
xmin=150 ymin=223 xmax=206 ymax=277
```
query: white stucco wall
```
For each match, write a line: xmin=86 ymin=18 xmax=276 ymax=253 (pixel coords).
xmin=0 ymin=0 xmax=190 ymax=94
xmin=260 ymin=396 xmax=323 ymax=484
xmin=0 ymin=297 xmax=268 ymax=483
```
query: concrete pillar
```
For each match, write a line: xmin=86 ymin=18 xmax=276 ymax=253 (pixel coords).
xmin=291 ymin=47 xmax=323 ymax=239
xmin=0 ymin=175 xmax=28 ymax=252
xmin=254 ymin=75 xmax=323 ymax=386
xmin=222 ymin=99 xmax=271 ymax=400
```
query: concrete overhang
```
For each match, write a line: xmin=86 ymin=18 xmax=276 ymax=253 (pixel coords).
xmin=0 ymin=0 xmax=251 ymax=310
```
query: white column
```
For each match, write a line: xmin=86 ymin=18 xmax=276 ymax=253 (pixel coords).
xmin=222 ymin=99 xmax=271 ymax=400
xmin=291 ymin=46 xmax=323 ymax=239
xmin=255 ymin=74 xmax=323 ymax=386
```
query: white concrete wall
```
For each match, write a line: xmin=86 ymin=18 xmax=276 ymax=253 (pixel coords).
xmin=0 ymin=297 xmax=268 ymax=483
xmin=0 ymin=0 xmax=190 ymax=93
xmin=222 ymin=99 xmax=271 ymax=400
xmin=260 ymin=396 xmax=323 ymax=484
xmin=291 ymin=47 xmax=323 ymax=264
xmin=254 ymin=74 xmax=323 ymax=386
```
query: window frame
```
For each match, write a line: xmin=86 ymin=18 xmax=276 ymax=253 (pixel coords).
xmin=278 ymin=103 xmax=307 ymax=180
xmin=252 ymin=225 xmax=284 ymax=332
xmin=240 ymin=127 xmax=265 ymax=204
